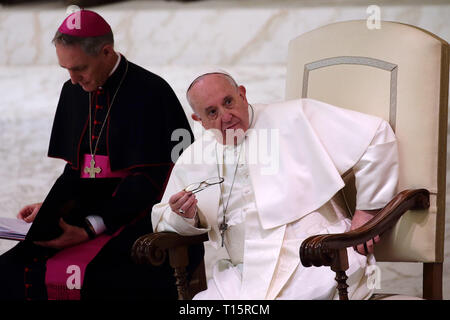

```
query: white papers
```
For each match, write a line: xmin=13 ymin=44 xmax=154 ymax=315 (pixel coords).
xmin=0 ymin=217 xmax=32 ymax=241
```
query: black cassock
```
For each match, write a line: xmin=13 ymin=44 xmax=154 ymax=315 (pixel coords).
xmin=0 ymin=56 xmax=203 ymax=300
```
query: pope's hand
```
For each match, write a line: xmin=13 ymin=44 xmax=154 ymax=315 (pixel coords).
xmin=17 ymin=202 xmax=42 ymax=223
xmin=169 ymin=191 xmax=198 ymax=219
xmin=34 ymin=218 xmax=89 ymax=249
xmin=350 ymin=209 xmax=381 ymax=255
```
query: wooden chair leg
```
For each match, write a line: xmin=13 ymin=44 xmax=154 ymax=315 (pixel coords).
xmin=334 ymin=271 xmax=349 ymax=300
xmin=168 ymin=246 xmax=190 ymax=300
xmin=188 ymin=260 xmax=207 ymax=298
xmin=131 ymin=232 xmax=208 ymax=300
xmin=168 ymin=246 xmax=207 ymax=300
xmin=331 ymin=248 xmax=350 ymax=300
xmin=423 ymin=262 xmax=443 ymax=300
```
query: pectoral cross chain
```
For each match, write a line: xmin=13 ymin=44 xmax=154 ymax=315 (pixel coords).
xmin=84 ymin=158 xmax=102 ymax=178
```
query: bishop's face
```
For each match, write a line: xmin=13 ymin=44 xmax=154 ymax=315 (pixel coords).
xmin=56 ymin=43 xmax=111 ymax=92
xmin=189 ymin=74 xmax=250 ymax=145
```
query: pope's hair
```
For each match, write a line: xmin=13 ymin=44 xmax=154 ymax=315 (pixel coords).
xmin=52 ymin=30 xmax=114 ymax=56
xmin=186 ymin=72 xmax=239 ymax=114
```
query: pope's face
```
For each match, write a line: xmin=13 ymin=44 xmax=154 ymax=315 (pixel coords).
xmin=56 ymin=43 xmax=111 ymax=92
xmin=189 ymin=74 xmax=250 ymax=145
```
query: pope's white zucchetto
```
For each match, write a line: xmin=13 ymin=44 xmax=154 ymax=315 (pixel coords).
xmin=186 ymin=67 xmax=238 ymax=93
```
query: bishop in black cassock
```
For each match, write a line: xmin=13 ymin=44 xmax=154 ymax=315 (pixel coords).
xmin=0 ymin=9 xmax=202 ymax=300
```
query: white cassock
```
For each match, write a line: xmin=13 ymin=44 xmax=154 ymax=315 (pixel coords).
xmin=152 ymin=98 xmax=398 ymax=300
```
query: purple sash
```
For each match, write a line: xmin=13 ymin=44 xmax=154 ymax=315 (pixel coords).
xmin=45 ymin=154 xmax=129 ymax=300
xmin=45 ymin=229 xmax=122 ymax=300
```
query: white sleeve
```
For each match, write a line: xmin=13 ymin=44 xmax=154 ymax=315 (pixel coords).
xmin=86 ymin=215 xmax=106 ymax=235
xmin=151 ymin=141 xmax=211 ymax=236
xmin=353 ymin=120 xmax=399 ymax=210
xmin=152 ymin=202 xmax=209 ymax=235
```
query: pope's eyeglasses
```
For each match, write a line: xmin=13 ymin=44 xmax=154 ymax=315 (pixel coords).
xmin=184 ymin=177 xmax=224 ymax=194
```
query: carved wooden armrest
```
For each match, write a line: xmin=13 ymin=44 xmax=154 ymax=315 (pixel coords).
xmin=131 ymin=231 xmax=208 ymax=266
xmin=299 ymin=188 xmax=430 ymax=299
xmin=131 ymin=231 xmax=208 ymax=299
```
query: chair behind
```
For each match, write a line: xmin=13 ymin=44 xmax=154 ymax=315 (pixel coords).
xmin=285 ymin=20 xmax=448 ymax=299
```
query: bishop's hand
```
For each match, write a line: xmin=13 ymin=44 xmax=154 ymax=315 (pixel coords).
xmin=34 ymin=218 xmax=89 ymax=249
xmin=350 ymin=209 xmax=381 ymax=255
xmin=17 ymin=202 xmax=42 ymax=223
xmin=169 ymin=190 xmax=198 ymax=219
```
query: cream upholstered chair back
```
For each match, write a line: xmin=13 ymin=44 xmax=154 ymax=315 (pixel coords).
xmin=285 ymin=20 xmax=448 ymax=267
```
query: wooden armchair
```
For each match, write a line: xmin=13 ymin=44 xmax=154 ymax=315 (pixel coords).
xmin=286 ymin=20 xmax=448 ymax=300
xmin=300 ymin=188 xmax=431 ymax=300
xmin=131 ymin=231 xmax=208 ymax=300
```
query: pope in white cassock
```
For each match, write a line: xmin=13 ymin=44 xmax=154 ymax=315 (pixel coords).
xmin=151 ymin=70 xmax=399 ymax=300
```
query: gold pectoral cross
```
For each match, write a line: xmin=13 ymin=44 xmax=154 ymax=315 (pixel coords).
xmin=84 ymin=158 xmax=102 ymax=178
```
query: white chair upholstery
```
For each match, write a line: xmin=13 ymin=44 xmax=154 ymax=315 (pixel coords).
xmin=286 ymin=20 xmax=448 ymax=299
